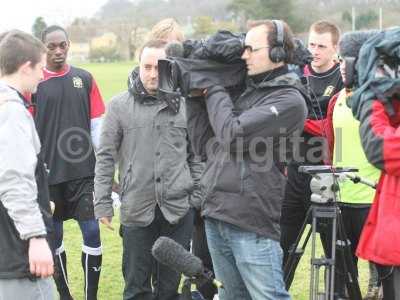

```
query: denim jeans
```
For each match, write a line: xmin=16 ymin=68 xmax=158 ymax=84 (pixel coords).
xmin=205 ymin=218 xmax=291 ymax=300
xmin=121 ymin=206 xmax=194 ymax=300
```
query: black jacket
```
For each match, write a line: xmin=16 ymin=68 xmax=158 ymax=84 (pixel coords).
xmin=186 ymin=66 xmax=307 ymax=240
xmin=0 ymin=152 xmax=53 ymax=279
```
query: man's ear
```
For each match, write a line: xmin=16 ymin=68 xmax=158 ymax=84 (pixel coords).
xmin=332 ymin=44 xmax=339 ymax=61
xmin=19 ymin=61 xmax=33 ymax=76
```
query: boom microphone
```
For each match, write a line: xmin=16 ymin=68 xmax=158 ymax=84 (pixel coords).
xmin=152 ymin=236 xmax=223 ymax=289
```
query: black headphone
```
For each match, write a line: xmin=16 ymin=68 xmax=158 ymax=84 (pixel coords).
xmin=269 ymin=20 xmax=287 ymax=63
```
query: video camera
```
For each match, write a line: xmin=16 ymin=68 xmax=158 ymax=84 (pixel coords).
xmin=342 ymin=29 xmax=400 ymax=90
xmin=157 ymin=31 xmax=247 ymax=102
xmin=157 ymin=31 xmax=314 ymax=105
xmin=344 ymin=55 xmax=400 ymax=89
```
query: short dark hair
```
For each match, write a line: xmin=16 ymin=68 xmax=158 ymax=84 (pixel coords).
xmin=309 ymin=21 xmax=341 ymax=46
xmin=139 ymin=39 xmax=167 ymax=61
xmin=0 ymin=30 xmax=47 ymax=75
xmin=41 ymin=25 xmax=69 ymax=43
xmin=248 ymin=20 xmax=295 ymax=63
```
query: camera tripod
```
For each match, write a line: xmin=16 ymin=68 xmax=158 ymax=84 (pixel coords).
xmin=283 ymin=166 xmax=363 ymax=300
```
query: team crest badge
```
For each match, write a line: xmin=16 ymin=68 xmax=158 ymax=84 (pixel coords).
xmin=73 ymin=77 xmax=83 ymax=88
xmin=323 ymin=85 xmax=335 ymax=97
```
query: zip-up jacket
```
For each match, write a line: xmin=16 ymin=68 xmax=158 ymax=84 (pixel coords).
xmin=0 ymin=82 xmax=50 ymax=279
xmin=356 ymin=98 xmax=400 ymax=265
xmin=94 ymin=74 xmax=203 ymax=226
xmin=186 ymin=66 xmax=308 ymax=240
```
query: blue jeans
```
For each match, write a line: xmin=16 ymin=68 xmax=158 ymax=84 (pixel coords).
xmin=205 ymin=218 xmax=291 ymax=300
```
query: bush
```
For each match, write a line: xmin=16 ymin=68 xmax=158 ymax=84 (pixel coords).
xmin=89 ymin=47 xmax=121 ymax=62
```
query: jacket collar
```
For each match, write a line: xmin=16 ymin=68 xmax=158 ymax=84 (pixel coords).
xmin=127 ymin=68 xmax=160 ymax=105
xmin=0 ymin=81 xmax=23 ymax=107
xmin=248 ymin=65 xmax=289 ymax=84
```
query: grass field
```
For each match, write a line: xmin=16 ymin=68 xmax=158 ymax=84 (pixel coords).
xmin=61 ymin=61 xmax=370 ymax=300
xmin=76 ymin=60 xmax=137 ymax=101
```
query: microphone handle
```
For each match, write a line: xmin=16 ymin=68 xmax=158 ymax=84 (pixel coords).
xmin=345 ymin=173 xmax=376 ymax=189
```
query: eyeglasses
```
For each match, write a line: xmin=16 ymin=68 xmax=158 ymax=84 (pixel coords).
xmin=242 ymin=45 xmax=270 ymax=54
xmin=46 ymin=41 xmax=68 ymax=51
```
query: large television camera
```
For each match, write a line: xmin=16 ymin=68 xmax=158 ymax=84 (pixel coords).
xmin=157 ymin=31 xmax=313 ymax=106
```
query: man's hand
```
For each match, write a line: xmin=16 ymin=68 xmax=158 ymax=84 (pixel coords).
xmin=28 ymin=237 xmax=54 ymax=278
xmin=100 ymin=216 xmax=114 ymax=231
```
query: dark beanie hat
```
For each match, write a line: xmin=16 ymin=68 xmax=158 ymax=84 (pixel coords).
xmin=339 ymin=30 xmax=379 ymax=58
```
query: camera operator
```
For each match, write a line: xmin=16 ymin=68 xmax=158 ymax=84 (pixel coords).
xmin=354 ymin=28 xmax=400 ymax=300
xmin=186 ymin=20 xmax=307 ymax=299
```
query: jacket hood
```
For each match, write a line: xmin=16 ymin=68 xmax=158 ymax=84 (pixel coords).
xmin=0 ymin=81 xmax=21 ymax=107
xmin=127 ymin=67 xmax=159 ymax=104
xmin=254 ymin=70 xmax=309 ymax=102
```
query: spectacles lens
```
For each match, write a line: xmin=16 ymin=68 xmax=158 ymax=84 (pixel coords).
xmin=243 ymin=45 xmax=253 ymax=54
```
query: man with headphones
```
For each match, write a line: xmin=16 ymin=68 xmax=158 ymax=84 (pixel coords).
xmin=186 ymin=20 xmax=307 ymax=299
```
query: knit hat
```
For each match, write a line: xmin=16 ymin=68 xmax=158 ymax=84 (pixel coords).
xmin=339 ymin=30 xmax=379 ymax=58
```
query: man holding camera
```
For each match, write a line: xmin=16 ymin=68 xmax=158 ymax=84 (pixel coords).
xmin=95 ymin=39 xmax=201 ymax=300
xmin=186 ymin=20 xmax=307 ymax=299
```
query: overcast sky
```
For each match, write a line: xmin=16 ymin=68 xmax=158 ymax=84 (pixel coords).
xmin=0 ymin=0 xmax=108 ymax=33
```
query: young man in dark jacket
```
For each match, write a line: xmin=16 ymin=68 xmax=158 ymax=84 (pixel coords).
xmin=279 ymin=22 xmax=346 ymax=297
xmin=186 ymin=20 xmax=307 ymax=299
xmin=0 ymin=30 xmax=54 ymax=300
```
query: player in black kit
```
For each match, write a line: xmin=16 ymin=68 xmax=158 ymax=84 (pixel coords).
xmin=33 ymin=25 xmax=105 ymax=300
xmin=279 ymin=20 xmax=345 ymax=297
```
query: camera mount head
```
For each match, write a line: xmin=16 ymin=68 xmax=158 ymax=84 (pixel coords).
xmin=299 ymin=166 xmax=359 ymax=204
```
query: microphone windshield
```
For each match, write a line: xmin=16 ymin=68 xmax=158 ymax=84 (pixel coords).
xmin=152 ymin=236 xmax=203 ymax=277
xmin=165 ymin=42 xmax=184 ymax=58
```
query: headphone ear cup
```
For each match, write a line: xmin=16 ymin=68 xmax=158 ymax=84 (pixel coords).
xmin=269 ymin=46 xmax=287 ymax=63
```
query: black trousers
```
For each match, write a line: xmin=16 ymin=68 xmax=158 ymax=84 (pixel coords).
xmin=192 ymin=210 xmax=217 ymax=300
xmin=376 ymin=265 xmax=400 ymax=300
xmin=120 ymin=206 xmax=194 ymax=300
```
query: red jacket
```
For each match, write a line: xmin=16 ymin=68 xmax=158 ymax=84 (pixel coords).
xmin=303 ymin=91 xmax=340 ymax=164
xmin=356 ymin=99 xmax=400 ymax=265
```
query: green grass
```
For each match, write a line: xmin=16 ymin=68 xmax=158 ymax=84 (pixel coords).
xmin=63 ymin=216 xmax=370 ymax=300
xmin=63 ymin=215 xmax=123 ymax=300
xmin=62 ymin=62 xmax=370 ymax=299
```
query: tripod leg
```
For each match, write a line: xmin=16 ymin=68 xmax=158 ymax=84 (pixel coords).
xmin=310 ymin=210 xmax=319 ymax=300
xmin=284 ymin=207 xmax=313 ymax=290
xmin=336 ymin=211 xmax=362 ymax=300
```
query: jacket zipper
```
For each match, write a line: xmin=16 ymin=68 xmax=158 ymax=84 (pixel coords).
xmin=239 ymin=159 xmax=247 ymax=194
